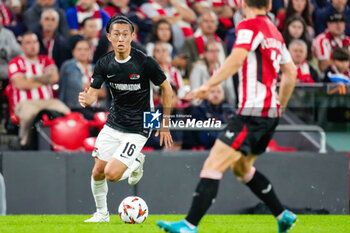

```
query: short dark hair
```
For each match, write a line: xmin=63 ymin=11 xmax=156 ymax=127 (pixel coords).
xmin=81 ymin=16 xmax=96 ymax=28
xmin=246 ymin=0 xmax=270 ymax=8
xmin=19 ymin=31 xmax=37 ymax=43
xmin=106 ymin=15 xmax=134 ymax=34
xmin=332 ymin=47 xmax=350 ymax=61
xmin=71 ymin=35 xmax=90 ymax=50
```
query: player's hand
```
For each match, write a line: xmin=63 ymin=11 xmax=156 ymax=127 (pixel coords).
xmin=155 ymin=129 xmax=173 ymax=149
xmin=184 ymin=84 xmax=210 ymax=103
xmin=78 ymin=88 xmax=88 ymax=108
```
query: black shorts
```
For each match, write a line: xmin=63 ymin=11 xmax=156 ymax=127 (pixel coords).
xmin=218 ymin=115 xmax=279 ymax=156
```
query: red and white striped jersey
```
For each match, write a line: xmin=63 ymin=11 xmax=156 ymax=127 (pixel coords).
xmin=190 ymin=0 xmax=228 ymax=7
xmin=312 ymin=30 xmax=350 ymax=61
xmin=233 ymin=15 xmax=292 ymax=118
xmin=141 ymin=0 xmax=193 ymax=37
xmin=8 ymin=55 xmax=56 ymax=105
xmin=164 ymin=64 xmax=186 ymax=98
xmin=227 ymin=0 xmax=243 ymax=8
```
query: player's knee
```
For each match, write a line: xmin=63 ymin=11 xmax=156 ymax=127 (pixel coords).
xmin=92 ymin=167 xmax=105 ymax=181
xmin=104 ymin=169 xmax=123 ymax=182
xmin=234 ymin=166 xmax=256 ymax=184
xmin=233 ymin=163 xmax=251 ymax=178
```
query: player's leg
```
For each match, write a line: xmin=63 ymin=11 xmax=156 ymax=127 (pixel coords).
xmin=232 ymin=155 xmax=296 ymax=232
xmin=85 ymin=125 xmax=120 ymax=222
xmin=85 ymin=157 xmax=110 ymax=222
xmin=104 ymin=158 xmax=128 ymax=182
xmin=157 ymin=139 xmax=242 ymax=233
xmin=105 ymin=132 xmax=148 ymax=183
xmin=127 ymin=152 xmax=145 ymax=185
xmin=231 ymin=116 xmax=296 ymax=233
xmin=232 ymin=155 xmax=286 ymax=216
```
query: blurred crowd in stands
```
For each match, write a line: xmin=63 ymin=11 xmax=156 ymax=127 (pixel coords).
xmin=0 ymin=0 xmax=349 ymax=150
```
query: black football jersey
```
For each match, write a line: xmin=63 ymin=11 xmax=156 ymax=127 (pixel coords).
xmin=91 ymin=48 xmax=166 ymax=136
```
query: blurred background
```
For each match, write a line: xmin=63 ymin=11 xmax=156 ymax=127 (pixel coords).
xmin=0 ymin=0 xmax=349 ymax=216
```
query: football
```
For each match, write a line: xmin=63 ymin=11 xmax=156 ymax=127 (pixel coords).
xmin=118 ymin=196 xmax=149 ymax=224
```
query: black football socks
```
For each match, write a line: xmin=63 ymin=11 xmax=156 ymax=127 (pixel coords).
xmin=185 ymin=178 xmax=219 ymax=226
xmin=245 ymin=170 xmax=284 ymax=216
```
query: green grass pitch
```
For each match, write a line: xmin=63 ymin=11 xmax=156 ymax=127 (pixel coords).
xmin=0 ymin=215 xmax=349 ymax=233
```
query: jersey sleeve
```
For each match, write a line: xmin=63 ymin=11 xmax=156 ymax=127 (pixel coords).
xmin=43 ymin=56 xmax=57 ymax=69
xmin=90 ymin=59 xmax=106 ymax=89
xmin=233 ymin=20 xmax=263 ymax=51
xmin=280 ymin=43 xmax=292 ymax=64
xmin=144 ymin=57 xmax=166 ymax=86
xmin=312 ymin=35 xmax=331 ymax=60
xmin=8 ymin=58 xmax=25 ymax=79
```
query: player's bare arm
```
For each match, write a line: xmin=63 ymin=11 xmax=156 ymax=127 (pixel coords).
xmin=78 ymin=87 xmax=99 ymax=108
xmin=155 ymin=79 xmax=173 ymax=148
xmin=279 ymin=61 xmax=297 ymax=112
xmin=187 ymin=47 xmax=249 ymax=101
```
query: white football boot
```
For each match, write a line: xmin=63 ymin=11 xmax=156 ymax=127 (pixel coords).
xmin=84 ymin=211 xmax=110 ymax=222
xmin=128 ymin=153 xmax=145 ymax=185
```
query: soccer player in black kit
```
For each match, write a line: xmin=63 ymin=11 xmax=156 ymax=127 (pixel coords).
xmin=79 ymin=16 xmax=173 ymax=222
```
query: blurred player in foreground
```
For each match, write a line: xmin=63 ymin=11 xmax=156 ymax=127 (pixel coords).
xmin=157 ymin=0 xmax=297 ymax=232
xmin=79 ymin=16 xmax=173 ymax=222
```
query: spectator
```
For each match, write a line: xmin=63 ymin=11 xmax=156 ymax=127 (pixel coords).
xmin=324 ymin=47 xmax=350 ymax=83
xmin=283 ymin=16 xmax=313 ymax=60
xmin=5 ymin=0 xmax=25 ymax=26
xmin=65 ymin=0 xmax=110 ymax=36
xmin=313 ymin=12 xmax=350 ymax=72
xmin=289 ymin=39 xmax=320 ymax=83
xmin=314 ymin=0 xmax=350 ymax=36
xmin=0 ymin=12 xmax=22 ymax=89
xmin=23 ymin=0 xmax=70 ymax=39
xmin=276 ymin=0 xmax=314 ymax=37
xmin=70 ymin=17 xmax=99 ymax=61
xmin=0 ymin=12 xmax=22 ymax=131
xmin=0 ymin=1 xmax=23 ymax=36
xmin=8 ymin=32 xmax=70 ymax=147
xmin=180 ymin=11 xmax=227 ymax=78
xmin=189 ymin=40 xmax=235 ymax=106
xmin=103 ymin=0 xmax=152 ymax=43
xmin=145 ymin=84 xmax=183 ymax=150
xmin=145 ymin=18 xmax=175 ymax=57
xmin=153 ymin=41 xmax=187 ymax=98
xmin=140 ymin=0 xmax=196 ymax=51
xmin=190 ymin=0 xmax=233 ymax=39
xmin=191 ymin=0 xmax=233 ymax=19
xmin=34 ymin=8 xmax=71 ymax=68
xmin=59 ymin=38 xmax=106 ymax=120
xmin=190 ymin=85 xmax=235 ymax=149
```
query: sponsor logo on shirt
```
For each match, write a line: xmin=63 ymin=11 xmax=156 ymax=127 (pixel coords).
xmin=109 ymin=83 xmax=141 ymax=91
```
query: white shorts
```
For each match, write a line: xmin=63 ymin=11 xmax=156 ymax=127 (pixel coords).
xmin=92 ymin=125 xmax=148 ymax=167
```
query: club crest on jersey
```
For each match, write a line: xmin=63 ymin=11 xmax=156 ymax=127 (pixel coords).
xmin=129 ymin=74 xmax=140 ymax=80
